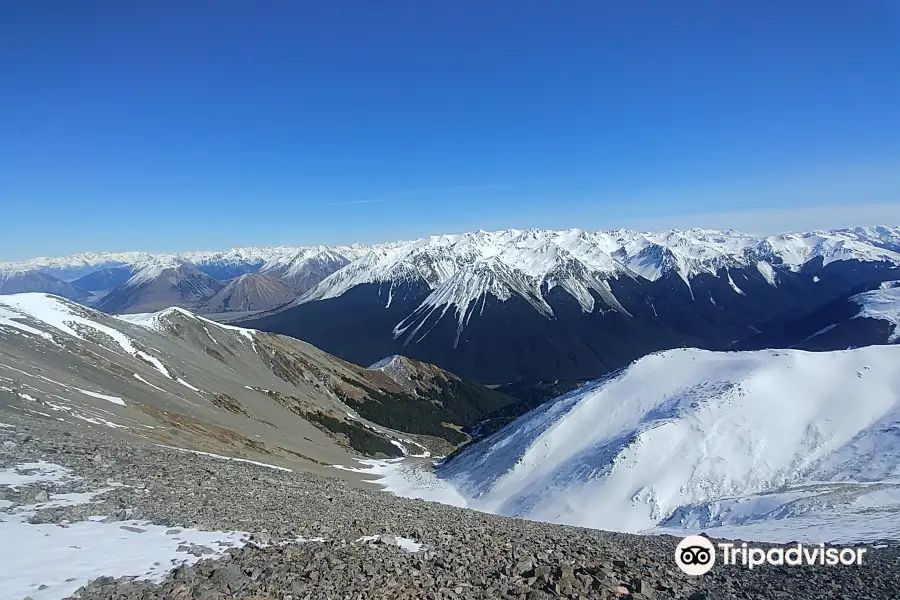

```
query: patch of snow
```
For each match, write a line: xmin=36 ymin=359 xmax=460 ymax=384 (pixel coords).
xmin=0 ymin=293 xmax=137 ymax=352
xmin=201 ymin=324 xmax=219 ymax=344
xmin=0 ymin=294 xmax=175 ymax=379
xmin=0 ymin=461 xmax=73 ymax=488
xmin=115 ymin=309 xmax=177 ymax=332
xmin=852 ymin=284 xmax=900 ymax=341
xmin=333 ymin=459 xmax=468 ymax=508
xmin=42 ymin=400 xmax=127 ymax=429
xmin=396 ymin=537 xmax=424 ymax=553
xmin=0 ymin=512 xmax=249 ymax=600
xmin=369 ymin=355 xmax=401 ymax=370
xmin=0 ymin=301 xmax=55 ymax=340
xmin=124 ymin=307 xmax=259 ymax=351
xmin=795 ymin=323 xmax=839 ymax=346
xmin=176 ymin=378 xmax=200 ymax=392
xmin=74 ymin=387 xmax=126 ymax=406
xmin=65 ymin=412 xmax=126 ymax=429
xmin=727 ymin=270 xmax=745 ymax=295
xmin=389 ymin=440 xmax=408 ymax=455
xmin=355 ymin=534 xmax=424 ymax=553
xmin=404 ymin=440 xmax=433 ymax=459
xmin=0 ymin=422 xmax=13 ymax=428
xmin=756 ymin=261 xmax=777 ymax=286
xmin=194 ymin=313 xmax=257 ymax=342
xmin=157 ymin=445 xmax=292 ymax=472
xmin=134 ymin=373 xmax=167 ymax=393
xmin=136 ymin=351 xmax=171 ymax=379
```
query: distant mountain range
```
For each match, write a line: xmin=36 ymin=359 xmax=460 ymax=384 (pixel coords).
xmin=3 ymin=226 xmax=900 ymax=382
xmin=0 ymin=245 xmax=375 ymax=315
xmin=242 ymin=226 xmax=900 ymax=382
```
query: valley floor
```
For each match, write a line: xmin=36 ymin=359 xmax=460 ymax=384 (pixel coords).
xmin=1 ymin=410 xmax=899 ymax=599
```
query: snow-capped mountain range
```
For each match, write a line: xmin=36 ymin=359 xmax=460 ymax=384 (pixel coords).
xmin=294 ymin=226 xmax=900 ymax=335
xmin=4 ymin=225 xmax=900 ymax=382
xmin=241 ymin=226 xmax=900 ymax=382
xmin=0 ymin=244 xmax=376 ymax=287
xmin=5 ymin=226 xmax=899 ymax=289
xmin=0 ymin=244 xmax=382 ymax=314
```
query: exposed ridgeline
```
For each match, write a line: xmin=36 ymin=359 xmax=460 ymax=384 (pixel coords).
xmin=0 ymin=293 xmax=514 ymax=467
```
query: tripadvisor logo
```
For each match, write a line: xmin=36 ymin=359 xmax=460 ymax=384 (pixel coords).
xmin=675 ymin=536 xmax=717 ymax=575
xmin=675 ymin=535 xmax=867 ymax=575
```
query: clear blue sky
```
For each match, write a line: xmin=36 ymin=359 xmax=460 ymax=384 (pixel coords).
xmin=3 ymin=1 xmax=900 ymax=260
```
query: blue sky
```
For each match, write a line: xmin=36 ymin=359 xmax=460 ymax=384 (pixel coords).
xmin=2 ymin=1 xmax=900 ymax=260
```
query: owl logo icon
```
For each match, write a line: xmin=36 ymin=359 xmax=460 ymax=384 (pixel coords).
xmin=675 ymin=535 xmax=716 ymax=575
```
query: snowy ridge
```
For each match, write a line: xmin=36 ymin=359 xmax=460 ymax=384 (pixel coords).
xmin=0 ymin=294 xmax=174 ymax=379
xmin=3 ymin=227 xmax=899 ymax=281
xmin=392 ymin=258 xmax=554 ymax=346
xmin=369 ymin=355 xmax=402 ymax=370
xmin=118 ymin=306 xmax=258 ymax=343
xmin=114 ymin=306 xmax=195 ymax=332
xmin=0 ymin=251 xmax=158 ymax=274
xmin=852 ymin=281 xmax=900 ymax=342
xmin=0 ymin=244 xmax=387 ymax=282
xmin=436 ymin=345 xmax=900 ymax=540
xmin=260 ymin=247 xmax=360 ymax=278
xmin=302 ymin=226 xmax=900 ymax=323
xmin=124 ymin=256 xmax=194 ymax=286
xmin=1 ymin=293 xmax=145 ymax=354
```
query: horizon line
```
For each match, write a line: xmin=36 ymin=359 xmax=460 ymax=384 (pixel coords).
xmin=3 ymin=218 xmax=898 ymax=266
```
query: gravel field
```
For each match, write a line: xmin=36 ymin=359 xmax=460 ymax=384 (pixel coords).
xmin=1 ymin=411 xmax=898 ymax=600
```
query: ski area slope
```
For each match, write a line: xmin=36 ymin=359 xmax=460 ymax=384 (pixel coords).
xmin=437 ymin=346 xmax=900 ymax=538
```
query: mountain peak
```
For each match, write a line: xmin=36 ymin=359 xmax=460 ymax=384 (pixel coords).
xmin=199 ymin=272 xmax=295 ymax=314
xmin=95 ymin=260 xmax=224 ymax=314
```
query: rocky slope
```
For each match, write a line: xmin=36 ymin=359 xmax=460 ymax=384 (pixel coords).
xmin=198 ymin=272 xmax=296 ymax=314
xmin=0 ymin=293 xmax=513 ymax=467
xmin=2 ymin=408 xmax=897 ymax=599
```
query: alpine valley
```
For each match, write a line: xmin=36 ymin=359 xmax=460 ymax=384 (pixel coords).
xmin=4 ymin=226 xmax=900 ymax=384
